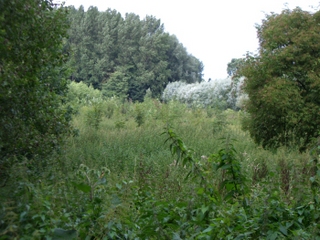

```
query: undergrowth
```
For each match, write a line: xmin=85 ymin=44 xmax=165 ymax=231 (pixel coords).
xmin=1 ymin=98 xmax=320 ymax=239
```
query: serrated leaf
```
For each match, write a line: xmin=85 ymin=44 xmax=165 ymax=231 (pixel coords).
xmin=279 ymin=225 xmax=287 ymax=236
xmin=201 ymin=205 xmax=209 ymax=214
xmin=267 ymin=231 xmax=278 ymax=240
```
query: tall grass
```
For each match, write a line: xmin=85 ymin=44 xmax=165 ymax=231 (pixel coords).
xmin=1 ymin=97 xmax=319 ymax=239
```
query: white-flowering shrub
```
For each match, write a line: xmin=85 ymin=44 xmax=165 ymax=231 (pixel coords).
xmin=162 ymin=77 xmax=247 ymax=110
xmin=162 ymin=78 xmax=245 ymax=110
xmin=235 ymin=93 xmax=249 ymax=109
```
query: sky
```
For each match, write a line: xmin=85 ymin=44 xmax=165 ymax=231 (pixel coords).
xmin=64 ymin=0 xmax=320 ymax=81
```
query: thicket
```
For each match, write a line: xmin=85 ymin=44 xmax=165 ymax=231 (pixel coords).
xmin=1 ymin=85 xmax=320 ymax=239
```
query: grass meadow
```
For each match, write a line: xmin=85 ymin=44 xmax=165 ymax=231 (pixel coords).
xmin=1 ymin=98 xmax=319 ymax=239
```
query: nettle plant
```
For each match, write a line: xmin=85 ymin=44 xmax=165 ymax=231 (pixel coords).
xmin=163 ymin=128 xmax=248 ymax=203
xmin=156 ymin=128 xmax=320 ymax=239
xmin=162 ymin=78 xmax=245 ymax=110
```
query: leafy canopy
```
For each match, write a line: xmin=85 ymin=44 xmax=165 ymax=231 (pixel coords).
xmin=0 ymin=0 xmax=71 ymax=161
xmin=238 ymin=7 xmax=320 ymax=151
xmin=65 ymin=7 xmax=204 ymax=101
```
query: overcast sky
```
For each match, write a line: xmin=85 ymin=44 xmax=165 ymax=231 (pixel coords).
xmin=64 ymin=0 xmax=320 ymax=81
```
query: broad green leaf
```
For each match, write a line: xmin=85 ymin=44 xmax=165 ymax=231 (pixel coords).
xmin=52 ymin=228 xmax=77 ymax=240
xmin=279 ymin=225 xmax=287 ymax=236
xmin=72 ymin=182 xmax=91 ymax=193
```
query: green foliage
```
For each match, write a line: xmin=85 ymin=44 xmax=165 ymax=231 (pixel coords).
xmin=0 ymin=0 xmax=71 ymax=168
xmin=73 ymin=164 xmax=110 ymax=201
xmin=105 ymin=100 xmax=116 ymax=119
xmin=164 ymin=128 xmax=248 ymax=202
xmin=83 ymin=102 xmax=104 ymax=129
xmin=115 ymin=120 xmax=126 ymax=129
xmin=134 ymin=104 xmax=145 ymax=127
xmin=52 ymin=228 xmax=77 ymax=240
xmin=227 ymin=58 xmax=245 ymax=77
xmin=2 ymin=98 xmax=320 ymax=238
xmin=67 ymin=81 xmax=103 ymax=111
xmin=212 ymin=109 xmax=228 ymax=133
xmin=210 ymin=138 xmax=248 ymax=201
xmin=10 ymin=2 xmax=320 ymax=239
xmin=102 ymin=69 xmax=129 ymax=100
xmin=65 ymin=7 xmax=204 ymax=101
xmin=239 ymin=7 xmax=320 ymax=151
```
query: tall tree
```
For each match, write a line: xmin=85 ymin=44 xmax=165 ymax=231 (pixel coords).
xmin=132 ymin=15 xmax=171 ymax=99
xmin=167 ymin=35 xmax=203 ymax=83
xmin=238 ymin=7 xmax=320 ymax=151
xmin=78 ymin=6 xmax=102 ymax=88
xmin=102 ymin=66 xmax=129 ymax=99
xmin=100 ymin=9 xmax=123 ymax=78
xmin=0 ymin=0 xmax=71 ymax=164
xmin=65 ymin=8 xmax=204 ymax=101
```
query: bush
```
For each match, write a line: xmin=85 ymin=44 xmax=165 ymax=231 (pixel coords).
xmin=67 ymin=81 xmax=104 ymax=111
xmin=162 ymin=78 xmax=244 ymax=110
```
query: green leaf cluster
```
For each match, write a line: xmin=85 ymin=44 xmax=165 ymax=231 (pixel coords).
xmin=239 ymin=7 xmax=320 ymax=151
xmin=67 ymin=81 xmax=103 ymax=110
xmin=0 ymin=0 xmax=71 ymax=162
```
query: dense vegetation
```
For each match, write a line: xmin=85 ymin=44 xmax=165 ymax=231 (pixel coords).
xmin=162 ymin=78 xmax=240 ymax=110
xmin=238 ymin=8 xmax=320 ymax=151
xmin=1 ymin=89 xmax=320 ymax=239
xmin=1 ymin=2 xmax=320 ymax=239
xmin=0 ymin=0 xmax=71 ymax=184
xmin=65 ymin=6 xmax=204 ymax=101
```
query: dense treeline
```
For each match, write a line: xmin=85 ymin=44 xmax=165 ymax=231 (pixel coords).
xmin=65 ymin=6 xmax=204 ymax=101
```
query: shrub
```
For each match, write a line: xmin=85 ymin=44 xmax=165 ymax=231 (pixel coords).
xmin=67 ymin=81 xmax=104 ymax=111
xmin=162 ymin=78 xmax=244 ymax=110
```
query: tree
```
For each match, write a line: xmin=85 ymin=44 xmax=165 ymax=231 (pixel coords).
xmin=0 ymin=0 xmax=71 ymax=166
xmin=227 ymin=58 xmax=244 ymax=77
xmin=227 ymin=58 xmax=246 ymax=110
xmin=65 ymin=8 xmax=204 ymax=101
xmin=99 ymin=9 xmax=123 ymax=79
xmin=102 ymin=67 xmax=129 ymax=99
xmin=238 ymin=7 xmax=320 ymax=151
xmin=167 ymin=35 xmax=203 ymax=84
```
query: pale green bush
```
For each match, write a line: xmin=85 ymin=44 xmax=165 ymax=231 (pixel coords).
xmin=67 ymin=81 xmax=104 ymax=111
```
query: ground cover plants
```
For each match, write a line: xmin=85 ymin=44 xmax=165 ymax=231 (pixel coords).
xmin=1 ymin=86 xmax=320 ymax=239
